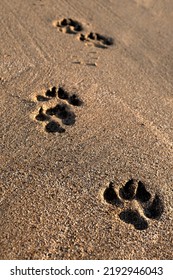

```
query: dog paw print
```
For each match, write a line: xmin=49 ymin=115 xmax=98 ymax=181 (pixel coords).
xmin=53 ymin=18 xmax=114 ymax=49
xmin=103 ymin=179 xmax=164 ymax=230
xmin=79 ymin=32 xmax=113 ymax=49
xmin=54 ymin=18 xmax=83 ymax=34
xmin=33 ymin=86 xmax=83 ymax=133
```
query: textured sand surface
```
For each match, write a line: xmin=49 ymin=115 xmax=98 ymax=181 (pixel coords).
xmin=0 ymin=0 xmax=173 ymax=259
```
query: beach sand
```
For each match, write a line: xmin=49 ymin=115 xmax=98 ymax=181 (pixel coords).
xmin=0 ymin=0 xmax=173 ymax=259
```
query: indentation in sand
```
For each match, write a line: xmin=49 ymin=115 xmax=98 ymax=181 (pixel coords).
xmin=102 ymin=179 xmax=164 ymax=230
xmin=31 ymin=86 xmax=83 ymax=133
xmin=53 ymin=18 xmax=114 ymax=49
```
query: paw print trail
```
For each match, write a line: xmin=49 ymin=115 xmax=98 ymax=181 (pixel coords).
xmin=53 ymin=18 xmax=114 ymax=49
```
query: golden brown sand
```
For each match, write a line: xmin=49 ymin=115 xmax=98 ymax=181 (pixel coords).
xmin=0 ymin=0 xmax=173 ymax=259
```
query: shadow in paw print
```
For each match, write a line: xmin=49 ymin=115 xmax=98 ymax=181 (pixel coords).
xmin=46 ymin=104 xmax=76 ymax=125
xmin=45 ymin=121 xmax=65 ymax=133
xmin=144 ymin=194 xmax=164 ymax=220
xmin=89 ymin=32 xmax=113 ymax=47
xmin=119 ymin=210 xmax=148 ymax=230
xmin=79 ymin=34 xmax=85 ymax=42
xmin=120 ymin=179 xmax=136 ymax=200
xmin=135 ymin=181 xmax=151 ymax=202
xmin=95 ymin=33 xmax=114 ymax=46
xmin=37 ymin=87 xmax=56 ymax=101
xmin=104 ymin=182 xmax=123 ymax=207
xmin=58 ymin=87 xmax=69 ymax=100
xmin=68 ymin=94 xmax=83 ymax=106
xmin=46 ymin=86 xmax=56 ymax=98
xmin=35 ymin=107 xmax=50 ymax=121
xmin=36 ymin=95 xmax=50 ymax=102
xmin=58 ymin=87 xmax=83 ymax=106
xmin=58 ymin=18 xmax=83 ymax=34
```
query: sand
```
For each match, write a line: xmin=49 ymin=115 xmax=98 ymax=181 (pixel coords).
xmin=0 ymin=0 xmax=173 ymax=260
